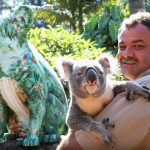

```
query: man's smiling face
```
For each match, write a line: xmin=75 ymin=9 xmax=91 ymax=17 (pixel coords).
xmin=117 ymin=23 xmax=150 ymax=80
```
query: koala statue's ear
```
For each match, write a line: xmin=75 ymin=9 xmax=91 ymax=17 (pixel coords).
xmin=57 ymin=58 xmax=74 ymax=81
xmin=12 ymin=5 xmax=34 ymax=30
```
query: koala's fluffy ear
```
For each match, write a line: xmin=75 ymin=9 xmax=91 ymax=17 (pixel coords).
xmin=13 ymin=5 xmax=34 ymax=30
xmin=98 ymin=53 xmax=118 ymax=75
xmin=98 ymin=57 xmax=111 ymax=74
xmin=57 ymin=58 xmax=74 ymax=81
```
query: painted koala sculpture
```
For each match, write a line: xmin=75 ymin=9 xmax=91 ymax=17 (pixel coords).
xmin=0 ymin=6 xmax=68 ymax=146
xmin=57 ymin=56 xmax=150 ymax=146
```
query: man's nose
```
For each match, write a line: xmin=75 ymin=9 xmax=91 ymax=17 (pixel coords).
xmin=121 ymin=47 xmax=134 ymax=58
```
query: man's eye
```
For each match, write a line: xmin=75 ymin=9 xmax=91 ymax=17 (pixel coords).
xmin=119 ymin=45 xmax=126 ymax=50
xmin=133 ymin=45 xmax=144 ymax=48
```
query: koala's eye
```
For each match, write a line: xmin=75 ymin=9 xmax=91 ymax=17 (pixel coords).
xmin=94 ymin=66 xmax=103 ymax=75
xmin=99 ymin=71 xmax=103 ymax=75
xmin=18 ymin=16 xmax=26 ymax=24
xmin=76 ymin=70 xmax=83 ymax=76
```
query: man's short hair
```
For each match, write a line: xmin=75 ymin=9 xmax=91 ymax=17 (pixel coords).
xmin=119 ymin=11 xmax=150 ymax=33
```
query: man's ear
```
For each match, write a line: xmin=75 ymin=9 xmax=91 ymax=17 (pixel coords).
xmin=12 ymin=5 xmax=34 ymax=30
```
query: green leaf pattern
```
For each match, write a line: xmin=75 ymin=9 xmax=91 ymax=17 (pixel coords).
xmin=0 ymin=6 xmax=68 ymax=144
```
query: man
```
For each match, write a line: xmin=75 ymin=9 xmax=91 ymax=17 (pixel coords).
xmin=56 ymin=11 xmax=150 ymax=150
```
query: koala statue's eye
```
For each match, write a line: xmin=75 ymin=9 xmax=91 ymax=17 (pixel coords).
xmin=11 ymin=18 xmax=17 ymax=23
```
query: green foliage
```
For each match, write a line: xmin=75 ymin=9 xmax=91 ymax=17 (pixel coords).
xmin=28 ymin=26 xmax=107 ymax=99
xmin=54 ymin=0 xmax=104 ymax=32
xmin=146 ymin=0 xmax=150 ymax=12
xmin=83 ymin=1 xmax=129 ymax=54
xmin=32 ymin=4 xmax=72 ymax=27
xmin=32 ymin=0 xmax=104 ymax=32
xmin=28 ymin=26 xmax=105 ymax=68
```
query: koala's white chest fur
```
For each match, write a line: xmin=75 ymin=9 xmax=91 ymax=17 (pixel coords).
xmin=76 ymin=83 xmax=114 ymax=117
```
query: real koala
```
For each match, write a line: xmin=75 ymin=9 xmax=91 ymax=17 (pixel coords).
xmin=57 ymin=56 xmax=150 ymax=146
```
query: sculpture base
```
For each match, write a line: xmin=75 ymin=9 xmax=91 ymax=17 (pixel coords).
xmin=0 ymin=140 xmax=59 ymax=150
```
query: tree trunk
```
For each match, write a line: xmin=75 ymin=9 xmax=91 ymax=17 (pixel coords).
xmin=129 ymin=0 xmax=146 ymax=15
xmin=70 ymin=8 xmax=77 ymax=31
xmin=78 ymin=0 xmax=83 ymax=33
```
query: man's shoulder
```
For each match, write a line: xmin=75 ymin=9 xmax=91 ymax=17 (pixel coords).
xmin=135 ymin=74 xmax=150 ymax=87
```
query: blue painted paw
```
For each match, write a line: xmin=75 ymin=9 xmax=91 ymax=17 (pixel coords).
xmin=23 ymin=135 xmax=39 ymax=146
xmin=17 ymin=138 xmax=23 ymax=145
xmin=0 ymin=137 xmax=5 ymax=143
xmin=42 ymin=134 xmax=58 ymax=143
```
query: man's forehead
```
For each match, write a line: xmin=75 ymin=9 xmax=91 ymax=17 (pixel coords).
xmin=118 ymin=24 xmax=150 ymax=40
xmin=118 ymin=29 xmax=146 ymax=44
xmin=118 ymin=38 xmax=145 ymax=44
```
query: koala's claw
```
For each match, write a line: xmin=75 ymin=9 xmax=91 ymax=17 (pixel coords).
xmin=101 ymin=128 xmax=115 ymax=146
xmin=98 ymin=118 xmax=115 ymax=146
xmin=125 ymin=90 xmax=134 ymax=101
xmin=142 ymin=86 xmax=150 ymax=90
xmin=125 ymin=82 xmax=150 ymax=101
xmin=104 ymin=136 xmax=115 ymax=146
xmin=142 ymin=86 xmax=150 ymax=101
xmin=102 ymin=117 xmax=115 ymax=129
xmin=102 ymin=117 xmax=109 ymax=123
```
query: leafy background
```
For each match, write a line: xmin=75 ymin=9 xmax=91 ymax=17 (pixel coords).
xmin=1 ymin=0 xmax=150 ymax=97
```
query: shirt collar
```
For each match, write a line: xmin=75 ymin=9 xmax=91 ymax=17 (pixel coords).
xmin=136 ymin=68 xmax=150 ymax=79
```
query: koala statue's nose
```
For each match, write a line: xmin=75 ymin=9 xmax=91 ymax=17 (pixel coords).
xmin=86 ymin=67 xmax=97 ymax=82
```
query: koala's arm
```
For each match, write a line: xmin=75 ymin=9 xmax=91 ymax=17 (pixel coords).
xmin=66 ymin=101 xmax=92 ymax=131
xmin=67 ymin=97 xmax=114 ymax=145
xmin=113 ymin=81 xmax=150 ymax=101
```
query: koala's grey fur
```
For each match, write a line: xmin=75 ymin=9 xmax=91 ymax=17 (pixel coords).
xmin=57 ymin=56 xmax=150 ymax=145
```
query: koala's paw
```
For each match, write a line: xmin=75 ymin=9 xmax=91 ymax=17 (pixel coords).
xmin=125 ymin=82 xmax=150 ymax=101
xmin=0 ymin=137 xmax=5 ymax=143
xmin=99 ymin=126 xmax=115 ymax=146
xmin=100 ymin=118 xmax=115 ymax=146
xmin=102 ymin=118 xmax=115 ymax=129
xmin=23 ymin=135 xmax=39 ymax=146
xmin=94 ymin=118 xmax=115 ymax=146
xmin=42 ymin=134 xmax=58 ymax=143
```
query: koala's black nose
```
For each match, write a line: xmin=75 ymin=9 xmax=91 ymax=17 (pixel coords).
xmin=86 ymin=67 xmax=97 ymax=82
